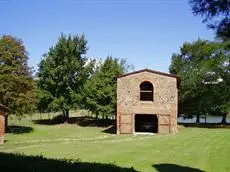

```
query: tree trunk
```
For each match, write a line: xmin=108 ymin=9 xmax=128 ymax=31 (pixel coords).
xmin=221 ymin=113 xmax=227 ymax=124
xmin=65 ymin=109 xmax=69 ymax=123
xmin=4 ymin=115 xmax=8 ymax=133
xmin=62 ymin=110 xmax=66 ymax=123
xmin=196 ymin=114 xmax=200 ymax=124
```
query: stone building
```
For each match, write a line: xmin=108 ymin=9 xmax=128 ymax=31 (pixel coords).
xmin=117 ymin=69 xmax=180 ymax=134
xmin=0 ymin=104 xmax=9 ymax=144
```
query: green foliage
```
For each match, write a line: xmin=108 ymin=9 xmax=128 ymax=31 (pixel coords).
xmin=37 ymin=34 xmax=94 ymax=120
xmin=169 ymin=39 xmax=230 ymax=121
xmin=36 ymin=88 xmax=53 ymax=113
xmin=83 ymin=57 xmax=126 ymax=119
xmin=0 ymin=35 xmax=36 ymax=116
xmin=189 ymin=0 xmax=230 ymax=40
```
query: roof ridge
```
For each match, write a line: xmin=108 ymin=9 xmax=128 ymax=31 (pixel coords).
xmin=118 ymin=69 xmax=180 ymax=79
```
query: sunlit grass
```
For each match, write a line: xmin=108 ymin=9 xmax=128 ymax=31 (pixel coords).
xmin=0 ymin=112 xmax=230 ymax=172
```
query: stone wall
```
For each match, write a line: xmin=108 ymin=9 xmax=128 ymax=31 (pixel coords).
xmin=117 ymin=70 xmax=178 ymax=134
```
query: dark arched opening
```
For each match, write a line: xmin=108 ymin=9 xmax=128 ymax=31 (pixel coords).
xmin=140 ymin=81 xmax=153 ymax=101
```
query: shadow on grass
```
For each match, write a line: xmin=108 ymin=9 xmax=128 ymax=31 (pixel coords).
xmin=33 ymin=115 xmax=115 ymax=128
xmin=153 ymin=163 xmax=205 ymax=172
xmin=179 ymin=122 xmax=230 ymax=129
xmin=0 ymin=152 xmax=138 ymax=172
xmin=7 ymin=125 xmax=33 ymax=134
xmin=102 ymin=125 xmax=117 ymax=134
xmin=33 ymin=114 xmax=66 ymax=125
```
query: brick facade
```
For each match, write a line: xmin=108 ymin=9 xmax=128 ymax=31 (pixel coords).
xmin=117 ymin=69 xmax=179 ymax=134
xmin=0 ymin=104 xmax=9 ymax=144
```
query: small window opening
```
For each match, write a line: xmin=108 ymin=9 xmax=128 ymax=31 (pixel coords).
xmin=140 ymin=81 xmax=153 ymax=101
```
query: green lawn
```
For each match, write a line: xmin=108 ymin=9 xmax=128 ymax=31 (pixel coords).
xmin=0 ymin=113 xmax=230 ymax=172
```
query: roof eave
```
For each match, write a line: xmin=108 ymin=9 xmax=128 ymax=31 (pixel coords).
xmin=118 ymin=69 xmax=180 ymax=79
xmin=0 ymin=104 xmax=10 ymax=115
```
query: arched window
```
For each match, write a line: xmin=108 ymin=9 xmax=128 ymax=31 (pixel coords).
xmin=140 ymin=81 xmax=153 ymax=101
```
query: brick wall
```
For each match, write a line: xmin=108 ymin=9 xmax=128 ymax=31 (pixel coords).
xmin=117 ymin=70 xmax=178 ymax=134
xmin=0 ymin=114 xmax=5 ymax=144
xmin=0 ymin=105 xmax=8 ymax=144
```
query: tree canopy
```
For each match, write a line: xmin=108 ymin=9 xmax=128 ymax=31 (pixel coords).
xmin=83 ymin=57 xmax=126 ymax=119
xmin=0 ymin=35 xmax=36 ymax=117
xmin=190 ymin=0 xmax=230 ymax=40
xmin=169 ymin=39 xmax=230 ymax=123
xmin=37 ymin=34 xmax=94 ymax=122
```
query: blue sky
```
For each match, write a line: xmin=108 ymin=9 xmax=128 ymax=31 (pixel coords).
xmin=1 ymin=0 xmax=215 ymax=73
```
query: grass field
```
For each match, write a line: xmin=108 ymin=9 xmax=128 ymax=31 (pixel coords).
xmin=0 ymin=113 xmax=230 ymax=172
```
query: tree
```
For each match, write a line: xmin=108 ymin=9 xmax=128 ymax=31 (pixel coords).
xmin=37 ymin=34 xmax=94 ymax=122
xmin=83 ymin=57 xmax=127 ymax=120
xmin=190 ymin=0 xmax=230 ymax=40
xmin=217 ymin=40 xmax=230 ymax=123
xmin=0 ymin=35 xmax=36 ymax=118
xmin=36 ymin=88 xmax=53 ymax=114
xmin=169 ymin=39 xmax=229 ymax=123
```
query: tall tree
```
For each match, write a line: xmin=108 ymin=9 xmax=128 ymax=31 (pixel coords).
xmin=83 ymin=57 xmax=127 ymax=120
xmin=217 ymin=40 xmax=230 ymax=123
xmin=36 ymin=88 xmax=53 ymax=114
xmin=169 ymin=39 xmax=229 ymax=123
xmin=37 ymin=34 xmax=94 ymax=122
xmin=190 ymin=0 xmax=230 ymax=40
xmin=0 ymin=35 xmax=36 ymax=118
